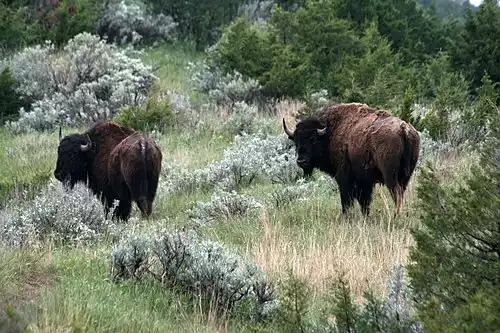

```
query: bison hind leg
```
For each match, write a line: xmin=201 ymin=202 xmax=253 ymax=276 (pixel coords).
xmin=114 ymin=199 xmax=132 ymax=221
xmin=355 ymin=182 xmax=375 ymax=216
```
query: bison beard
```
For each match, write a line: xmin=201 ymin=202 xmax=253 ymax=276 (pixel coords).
xmin=54 ymin=122 xmax=162 ymax=221
xmin=283 ymin=102 xmax=420 ymax=216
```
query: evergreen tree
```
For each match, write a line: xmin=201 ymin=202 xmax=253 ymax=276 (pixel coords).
xmin=407 ymin=77 xmax=500 ymax=331
xmin=452 ymin=0 xmax=500 ymax=91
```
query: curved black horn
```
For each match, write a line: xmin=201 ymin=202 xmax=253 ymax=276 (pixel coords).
xmin=58 ymin=126 xmax=62 ymax=143
xmin=282 ymin=118 xmax=293 ymax=138
xmin=80 ymin=135 xmax=92 ymax=152
xmin=317 ymin=127 xmax=327 ymax=136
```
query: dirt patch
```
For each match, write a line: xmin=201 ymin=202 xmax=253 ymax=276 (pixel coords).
xmin=0 ymin=250 xmax=56 ymax=325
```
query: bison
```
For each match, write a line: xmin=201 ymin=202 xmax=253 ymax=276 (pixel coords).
xmin=283 ymin=102 xmax=420 ymax=216
xmin=54 ymin=121 xmax=162 ymax=221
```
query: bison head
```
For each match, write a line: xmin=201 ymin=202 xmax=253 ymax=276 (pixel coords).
xmin=283 ymin=117 xmax=327 ymax=177
xmin=54 ymin=127 xmax=94 ymax=188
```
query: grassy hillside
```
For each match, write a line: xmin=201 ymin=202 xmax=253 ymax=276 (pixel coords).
xmin=0 ymin=40 xmax=478 ymax=332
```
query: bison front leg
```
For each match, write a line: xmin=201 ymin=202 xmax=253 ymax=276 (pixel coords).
xmin=337 ymin=182 xmax=355 ymax=215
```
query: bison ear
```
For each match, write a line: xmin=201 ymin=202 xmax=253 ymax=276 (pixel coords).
xmin=317 ymin=127 xmax=327 ymax=136
xmin=282 ymin=118 xmax=294 ymax=140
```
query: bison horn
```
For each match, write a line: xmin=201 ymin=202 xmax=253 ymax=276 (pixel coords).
xmin=317 ymin=127 xmax=327 ymax=136
xmin=80 ymin=135 xmax=92 ymax=152
xmin=282 ymin=118 xmax=294 ymax=138
xmin=58 ymin=126 xmax=62 ymax=143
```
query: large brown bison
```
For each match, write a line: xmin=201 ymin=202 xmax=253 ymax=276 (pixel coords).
xmin=54 ymin=121 xmax=162 ymax=221
xmin=283 ymin=102 xmax=420 ymax=216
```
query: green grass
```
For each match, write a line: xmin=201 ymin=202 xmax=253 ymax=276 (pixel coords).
xmin=26 ymin=246 xmax=217 ymax=332
xmin=0 ymin=128 xmax=59 ymax=205
xmin=0 ymin=42 xmax=480 ymax=332
xmin=140 ymin=41 xmax=205 ymax=97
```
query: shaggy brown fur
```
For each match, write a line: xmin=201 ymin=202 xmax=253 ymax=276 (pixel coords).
xmin=108 ymin=131 xmax=162 ymax=219
xmin=54 ymin=121 xmax=162 ymax=221
xmin=283 ymin=102 xmax=420 ymax=216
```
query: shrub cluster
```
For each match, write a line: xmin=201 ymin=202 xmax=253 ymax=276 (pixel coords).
xmin=114 ymin=93 xmax=175 ymax=132
xmin=161 ymin=131 xmax=303 ymax=195
xmin=267 ymin=176 xmax=336 ymax=208
xmin=187 ymin=187 xmax=263 ymax=228
xmin=110 ymin=229 xmax=277 ymax=320
xmin=0 ymin=180 xmax=115 ymax=247
xmin=96 ymin=0 xmax=177 ymax=45
xmin=4 ymin=32 xmax=156 ymax=134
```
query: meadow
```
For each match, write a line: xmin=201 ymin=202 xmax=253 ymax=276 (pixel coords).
xmin=0 ymin=38 xmax=479 ymax=332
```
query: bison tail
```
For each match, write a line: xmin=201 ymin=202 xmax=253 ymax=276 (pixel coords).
xmin=399 ymin=122 xmax=414 ymax=191
xmin=137 ymin=199 xmax=152 ymax=217
xmin=129 ymin=139 xmax=149 ymax=204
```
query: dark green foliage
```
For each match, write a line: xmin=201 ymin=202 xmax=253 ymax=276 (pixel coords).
xmin=211 ymin=13 xmax=271 ymax=82
xmin=0 ymin=3 xmax=41 ymax=50
xmin=451 ymin=0 xmax=500 ymax=92
xmin=39 ymin=0 xmax=104 ymax=47
xmin=332 ymin=0 xmax=452 ymax=64
xmin=408 ymin=82 xmax=500 ymax=331
xmin=273 ymin=267 xmax=420 ymax=333
xmin=115 ymin=95 xmax=175 ymax=132
xmin=146 ymin=0 xmax=243 ymax=49
xmin=275 ymin=270 xmax=312 ymax=333
xmin=323 ymin=275 xmax=360 ymax=333
xmin=0 ymin=68 xmax=23 ymax=125
xmin=418 ymin=0 xmax=478 ymax=19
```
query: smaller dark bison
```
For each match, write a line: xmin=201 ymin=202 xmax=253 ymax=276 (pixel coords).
xmin=283 ymin=102 xmax=420 ymax=216
xmin=54 ymin=121 xmax=162 ymax=221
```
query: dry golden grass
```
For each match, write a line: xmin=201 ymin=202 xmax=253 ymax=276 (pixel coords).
xmin=274 ymin=99 xmax=305 ymax=124
xmin=249 ymin=202 xmax=414 ymax=302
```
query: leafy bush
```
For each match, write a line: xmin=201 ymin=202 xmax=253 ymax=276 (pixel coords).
xmin=187 ymin=187 xmax=262 ymax=228
xmin=0 ymin=180 xmax=115 ymax=247
xmin=110 ymin=229 xmax=277 ymax=320
xmin=0 ymin=66 xmax=23 ymax=125
xmin=209 ymin=2 xmax=364 ymax=100
xmin=5 ymin=32 xmax=156 ymax=134
xmin=115 ymin=94 xmax=175 ymax=132
xmin=417 ymin=130 xmax=454 ymax=165
xmin=96 ymin=0 xmax=177 ymax=45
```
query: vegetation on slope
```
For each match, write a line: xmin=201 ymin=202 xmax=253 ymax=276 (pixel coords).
xmin=0 ymin=0 xmax=499 ymax=332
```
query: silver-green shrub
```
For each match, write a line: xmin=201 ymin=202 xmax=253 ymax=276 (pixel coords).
xmin=190 ymin=60 xmax=264 ymax=107
xmin=268 ymin=176 xmax=336 ymax=208
xmin=187 ymin=187 xmax=262 ymax=228
xmin=96 ymin=0 xmax=177 ymax=45
xmin=5 ymin=32 xmax=156 ymax=134
xmin=161 ymin=131 xmax=303 ymax=195
xmin=110 ymin=229 xmax=277 ymax=319
xmin=0 ymin=180 xmax=115 ymax=247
